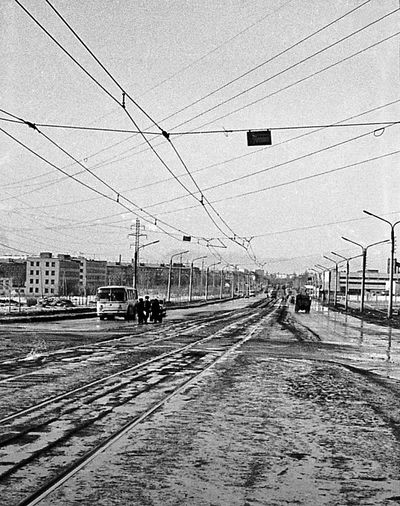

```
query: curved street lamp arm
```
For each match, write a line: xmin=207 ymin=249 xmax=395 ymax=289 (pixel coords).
xmin=363 ymin=210 xmax=392 ymax=227
xmin=331 ymin=251 xmax=347 ymax=261
xmin=170 ymin=250 xmax=189 ymax=261
xmin=341 ymin=236 xmax=363 ymax=250
xmin=365 ymin=239 xmax=390 ymax=251
xmin=192 ymin=255 xmax=207 ymax=264
xmin=139 ymin=240 xmax=160 ymax=251
xmin=323 ymin=255 xmax=338 ymax=265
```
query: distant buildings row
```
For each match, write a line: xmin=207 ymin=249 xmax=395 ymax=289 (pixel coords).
xmin=0 ymin=252 xmax=134 ymax=298
xmin=0 ymin=252 xmax=261 ymax=299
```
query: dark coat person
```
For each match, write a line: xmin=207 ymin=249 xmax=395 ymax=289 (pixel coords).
xmin=137 ymin=298 xmax=145 ymax=324
xmin=144 ymin=296 xmax=151 ymax=323
xmin=151 ymin=298 xmax=162 ymax=323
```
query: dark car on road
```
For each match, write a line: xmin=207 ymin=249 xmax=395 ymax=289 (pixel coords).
xmin=295 ymin=293 xmax=311 ymax=313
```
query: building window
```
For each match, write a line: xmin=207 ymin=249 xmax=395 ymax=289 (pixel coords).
xmin=36 ymin=279 xmax=39 ymax=284
xmin=30 ymin=270 xmax=33 ymax=275
xmin=29 ymin=287 xmax=34 ymax=293
xmin=30 ymin=279 xmax=33 ymax=284
xmin=36 ymin=262 xmax=39 ymax=266
xmin=51 ymin=271 xmax=55 ymax=276
xmin=45 ymin=271 xmax=49 ymax=276
xmin=36 ymin=270 xmax=39 ymax=275
xmin=51 ymin=262 xmax=55 ymax=267
xmin=30 ymin=261 xmax=34 ymax=266
xmin=45 ymin=262 xmax=49 ymax=267
xmin=45 ymin=280 xmax=49 ymax=285
xmin=51 ymin=280 xmax=54 ymax=285
xmin=45 ymin=288 xmax=48 ymax=293
xmin=50 ymin=288 xmax=54 ymax=294
xmin=35 ymin=288 xmax=39 ymax=293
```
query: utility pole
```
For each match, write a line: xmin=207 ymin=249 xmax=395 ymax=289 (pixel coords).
xmin=129 ymin=219 xmax=147 ymax=291
xmin=134 ymin=218 xmax=140 ymax=291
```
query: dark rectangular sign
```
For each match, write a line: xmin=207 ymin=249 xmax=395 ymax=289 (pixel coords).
xmin=247 ymin=130 xmax=272 ymax=146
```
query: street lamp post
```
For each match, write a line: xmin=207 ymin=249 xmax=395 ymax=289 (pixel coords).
xmin=309 ymin=268 xmax=320 ymax=297
xmin=133 ymin=240 xmax=160 ymax=292
xmin=167 ymin=250 xmax=189 ymax=302
xmin=323 ymin=255 xmax=342 ymax=307
xmin=316 ymin=264 xmax=331 ymax=305
xmin=189 ymin=256 xmax=207 ymax=302
xmin=363 ymin=210 xmax=400 ymax=318
xmin=342 ymin=236 xmax=389 ymax=313
xmin=219 ymin=266 xmax=226 ymax=300
xmin=331 ymin=251 xmax=363 ymax=312
xmin=205 ymin=262 xmax=221 ymax=301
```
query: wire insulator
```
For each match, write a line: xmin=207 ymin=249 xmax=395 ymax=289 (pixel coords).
xmin=25 ymin=121 xmax=37 ymax=130
xmin=161 ymin=130 xmax=170 ymax=140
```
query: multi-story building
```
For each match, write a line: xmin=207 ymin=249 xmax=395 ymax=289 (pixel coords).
xmin=79 ymin=258 xmax=107 ymax=295
xmin=106 ymin=262 xmax=134 ymax=287
xmin=321 ymin=269 xmax=400 ymax=296
xmin=26 ymin=252 xmax=80 ymax=297
xmin=0 ymin=258 xmax=26 ymax=295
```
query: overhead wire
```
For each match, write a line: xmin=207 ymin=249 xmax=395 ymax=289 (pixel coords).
xmin=3 ymin=98 xmax=398 ymax=233
xmin=95 ymin=0 xmax=383 ymax=158
xmin=16 ymin=0 xmax=246 ymax=255
xmin=0 ymin=123 xmax=199 ymax=244
xmin=158 ymin=139 xmax=400 ymax=217
xmin=7 ymin=1 xmax=398 ymax=266
xmin=167 ymin=7 xmax=399 ymax=131
xmin=140 ymin=122 xmax=400 ymax=212
xmin=2 ymin=115 xmax=399 ymax=136
xmin=2 ymin=4 xmax=391 ymax=197
xmin=44 ymin=0 xmax=251 ymax=253
xmin=15 ymin=0 xmax=252 ymax=256
xmin=152 ymin=0 xmax=372 ymax=127
xmin=14 ymin=0 xmax=202 ymax=207
xmin=137 ymin=0 xmax=296 ymax=99
xmin=174 ymin=30 xmax=400 ymax=137
xmin=0 ymin=0 xmax=298 ymax=197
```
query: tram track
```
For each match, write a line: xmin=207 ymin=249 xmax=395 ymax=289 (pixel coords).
xmin=0 ymin=299 xmax=276 ymax=506
xmin=0 ymin=298 xmax=266 ymax=375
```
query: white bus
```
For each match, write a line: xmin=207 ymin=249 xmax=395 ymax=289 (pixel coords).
xmin=96 ymin=285 xmax=138 ymax=320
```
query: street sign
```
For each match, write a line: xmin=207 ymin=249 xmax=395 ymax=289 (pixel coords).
xmin=247 ymin=130 xmax=272 ymax=146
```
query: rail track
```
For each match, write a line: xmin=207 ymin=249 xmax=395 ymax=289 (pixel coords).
xmin=0 ymin=298 xmax=277 ymax=506
xmin=0 ymin=298 xmax=267 ymax=389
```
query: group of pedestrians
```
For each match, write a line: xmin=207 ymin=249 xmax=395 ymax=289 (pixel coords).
xmin=136 ymin=295 xmax=163 ymax=324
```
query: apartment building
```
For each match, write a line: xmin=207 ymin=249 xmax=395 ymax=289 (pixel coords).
xmin=79 ymin=258 xmax=107 ymax=295
xmin=26 ymin=252 xmax=80 ymax=297
xmin=0 ymin=258 xmax=26 ymax=295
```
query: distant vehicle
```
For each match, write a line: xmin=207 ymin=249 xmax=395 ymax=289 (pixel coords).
xmin=295 ymin=293 xmax=311 ymax=313
xmin=96 ymin=286 xmax=138 ymax=320
xmin=270 ymin=290 xmax=278 ymax=298
xmin=55 ymin=299 xmax=74 ymax=308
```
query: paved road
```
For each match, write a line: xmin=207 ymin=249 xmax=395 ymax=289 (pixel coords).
xmin=288 ymin=300 xmax=400 ymax=381
xmin=31 ymin=297 xmax=400 ymax=506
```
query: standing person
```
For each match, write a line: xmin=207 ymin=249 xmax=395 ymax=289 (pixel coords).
xmin=144 ymin=295 xmax=151 ymax=324
xmin=137 ymin=297 xmax=145 ymax=324
xmin=151 ymin=298 xmax=162 ymax=323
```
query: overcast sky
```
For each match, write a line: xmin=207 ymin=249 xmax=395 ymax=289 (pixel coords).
xmin=1 ymin=0 xmax=399 ymax=273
